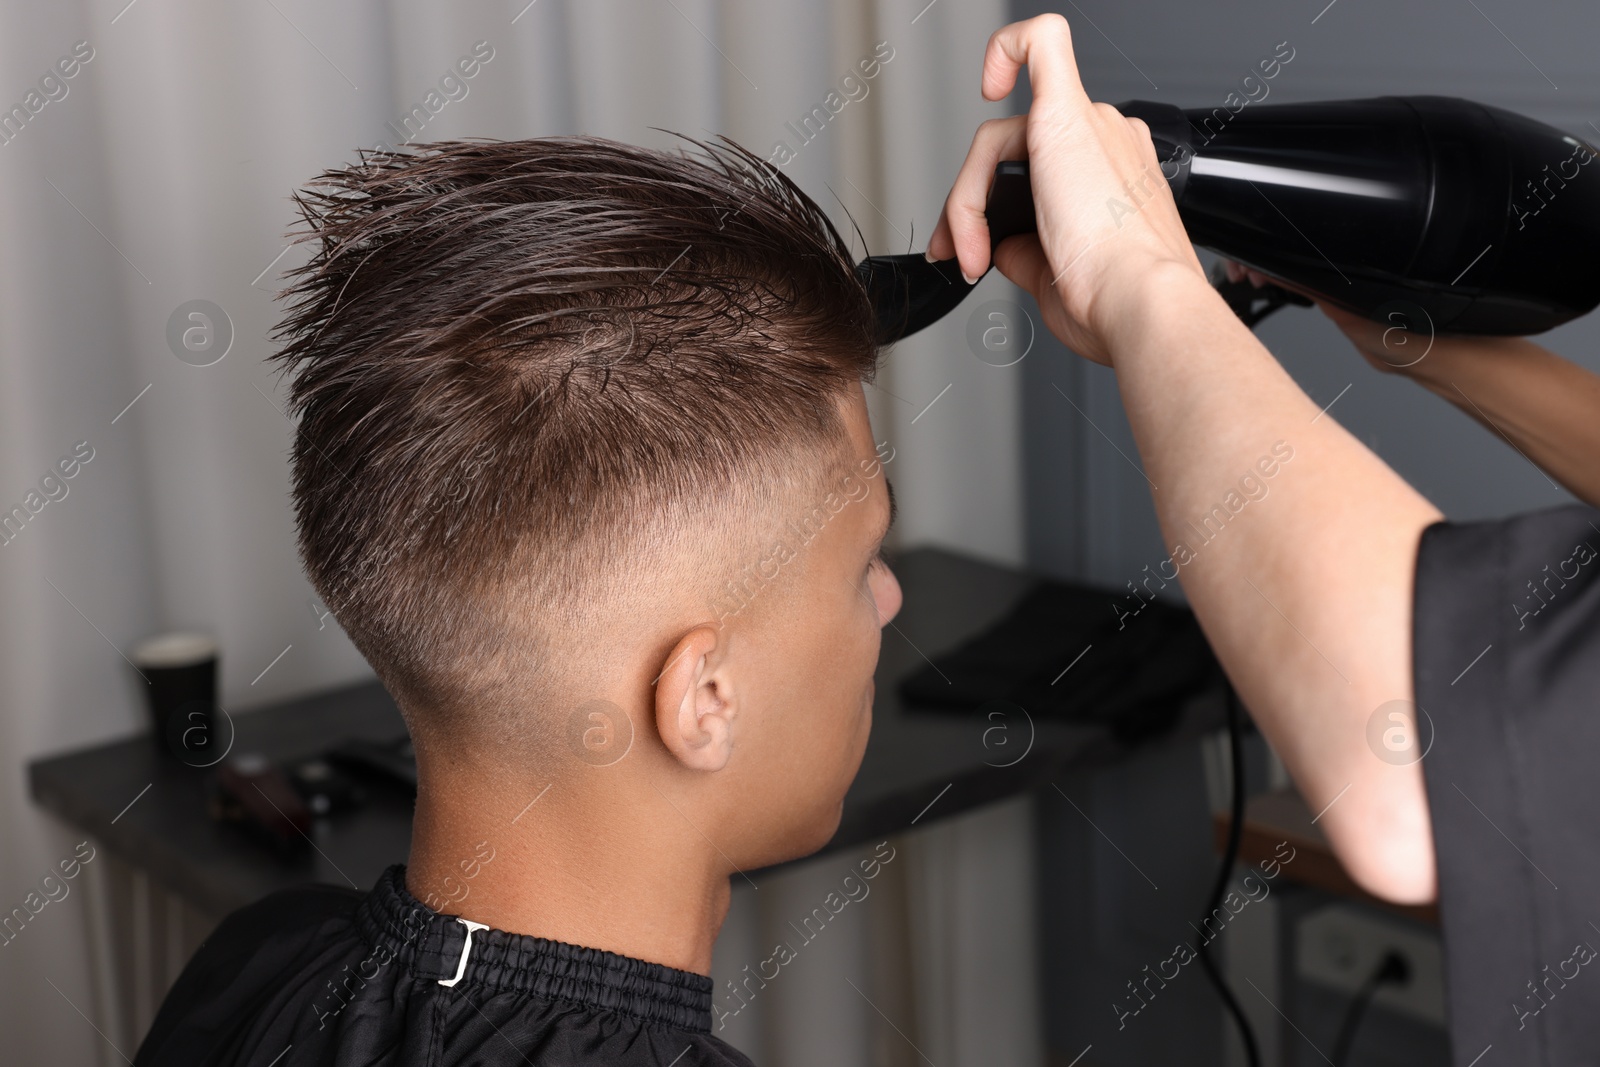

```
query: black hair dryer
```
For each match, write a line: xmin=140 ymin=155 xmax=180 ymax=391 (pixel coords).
xmin=860 ymin=95 xmax=1600 ymax=343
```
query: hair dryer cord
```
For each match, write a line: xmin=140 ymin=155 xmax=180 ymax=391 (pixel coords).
xmin=1195 ymin=684 xmax=1263 ymax=1067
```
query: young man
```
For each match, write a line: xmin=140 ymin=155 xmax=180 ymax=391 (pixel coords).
xmin=135 ymin=136 xmax=902 ymax=1066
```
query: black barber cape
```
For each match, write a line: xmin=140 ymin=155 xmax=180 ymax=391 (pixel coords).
xmin=134 ymin=865 xmax=755 ymax=1067
xmin=1414 ymin=503 xmax=1600 ymax=1066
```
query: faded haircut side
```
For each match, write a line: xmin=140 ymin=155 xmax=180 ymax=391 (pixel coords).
xmin=271 ymin=135 xmax=879 ymax=741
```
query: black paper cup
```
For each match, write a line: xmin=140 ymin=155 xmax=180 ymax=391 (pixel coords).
xmin=130 ymin=632 xmax=219 ymax=764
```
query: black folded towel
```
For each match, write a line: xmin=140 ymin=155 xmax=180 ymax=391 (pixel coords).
xmin=897 ymin=579 xmax=1220 ymax=744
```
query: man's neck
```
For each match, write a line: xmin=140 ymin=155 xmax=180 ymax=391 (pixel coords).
xmin=405 ymin=766 xmax=732 ymax=976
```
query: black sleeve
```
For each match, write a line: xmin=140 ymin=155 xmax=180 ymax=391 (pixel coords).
xmin=1413 ymin=503 xmax=1600 ymax=1067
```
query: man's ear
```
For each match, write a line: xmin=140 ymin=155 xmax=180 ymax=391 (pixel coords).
xmin=654 ymin=626 xmax=735 ymax=772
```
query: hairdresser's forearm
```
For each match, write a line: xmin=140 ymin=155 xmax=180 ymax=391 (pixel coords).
xmin=1101 ymin=265 xmax=1444 ymax=903
xmin=1404 ymin=336 xmax=1600 ymax=508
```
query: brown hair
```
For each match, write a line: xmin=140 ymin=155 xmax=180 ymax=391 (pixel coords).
xmin=272 ymin=135 xmax=879 ymax=732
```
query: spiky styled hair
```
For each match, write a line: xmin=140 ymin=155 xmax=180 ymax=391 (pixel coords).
xmin=272 ymin=135 xmax=879 ymax=728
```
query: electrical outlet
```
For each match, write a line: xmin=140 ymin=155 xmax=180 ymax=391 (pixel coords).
xmin=1296 ymin=904 xmax=1445 ymax=1025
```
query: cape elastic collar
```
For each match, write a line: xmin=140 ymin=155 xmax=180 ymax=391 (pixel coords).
xmin=355 ymin=864 xmax=715 ymax=1032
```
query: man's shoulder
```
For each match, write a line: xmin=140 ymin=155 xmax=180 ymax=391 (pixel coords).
xmin=203 ymin=882 xmax=366 ymax=962
xmin=134 ymin=882 xmax=368 ymax=1065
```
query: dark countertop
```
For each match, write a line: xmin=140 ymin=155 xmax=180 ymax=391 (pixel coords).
xmin=29 ymin=546 xmax=1225 ymax=917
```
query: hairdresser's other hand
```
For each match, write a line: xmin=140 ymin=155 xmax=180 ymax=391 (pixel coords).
xmin=925 ymin=14 xmax=1208 ymax=365
xmin=1314 ymin=297 xmax=1441 ymax=377
xmin=1220 ymin=257 xmax=1275 ymax=295
xmin=1221 ymin=261 xmax=1600 ymax=506
xmin=1219 ymin=258 xmax=1434 ymax=376
xmin=1311 ymin=268 xmax=1600 ymax=506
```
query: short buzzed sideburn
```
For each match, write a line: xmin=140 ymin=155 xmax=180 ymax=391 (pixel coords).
xmin=271 ymin=135 xmax=881 ymax=741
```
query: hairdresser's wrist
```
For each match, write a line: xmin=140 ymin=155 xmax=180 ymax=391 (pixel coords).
xmin=1398 ymin=332 xmax=1541 ymax=390
xmin=1092 ymin=258 xmax=1234 ymax=365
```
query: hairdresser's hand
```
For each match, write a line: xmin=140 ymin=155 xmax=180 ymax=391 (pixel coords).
xmin=1227 ymin=256 xmax=1529 ymax=378
xmin=925 ymin=14 xmax=1208 ymax=365
xmin=1327 ymin=302 xmax=1600 ymax=506
xmin=1222 ymin=261 xmax=1600 ymax=505
xmin=1316 ymin=298 xmax=1442 ymax=376
xmin=1219 ymin=258 xmax=1432 ymax=375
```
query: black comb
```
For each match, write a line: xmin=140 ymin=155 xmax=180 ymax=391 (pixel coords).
xmin=856 ymin=161 xmax=1034 ymax=345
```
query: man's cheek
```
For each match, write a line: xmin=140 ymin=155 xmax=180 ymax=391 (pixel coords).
xmin=856 ymin=621 xmax=883 ymax=716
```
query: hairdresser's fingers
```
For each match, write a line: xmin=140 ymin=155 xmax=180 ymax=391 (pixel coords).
xmin=937 ymin=15 xmax=1205 ymax=355
xmin=1221 ymin=258 xmax=1267 ymax=287
xmin=981 ymin=15 xmax=1093 ymax=112
xmin=1223 ymin=257 xmax=1315 ymax=297
xmin=926 ymin=115 xmax=1027 ymax=275
xmin=1316 ymin=297 xmax=1439 ymax=375
xmin=928 ymin=14 xmax=1091 ymax=274
xmin=1257 ymin=270 xmax=1320 ymax=301
xmin=992 ymin=232 xmax=1111 ymax=365
xmin=1220 ymin=257 xmax=1266 ymax=287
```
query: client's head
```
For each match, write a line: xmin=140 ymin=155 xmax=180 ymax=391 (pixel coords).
xmin=273 ymin=135 xmax=901 ymax=870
